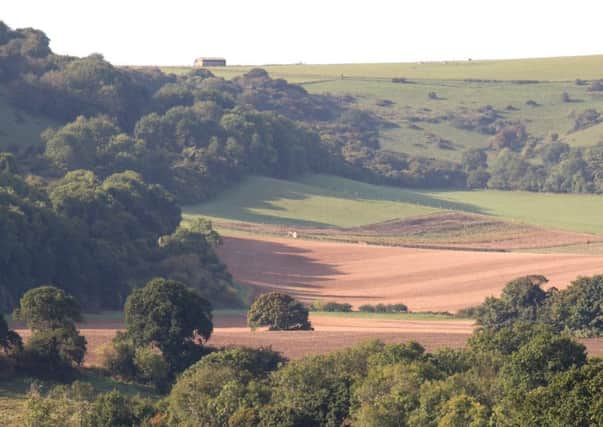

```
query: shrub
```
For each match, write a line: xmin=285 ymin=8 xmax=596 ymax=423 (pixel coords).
xmin=573 ymin=109 xmax=600 ymax=131
xmin=588 ymin=80 xmax=603 ymax=92
xmin=308 ymin=301 xmax=352 ymax=312
xmin=388 ymin=303 xmax=409 ymax=313
xmin=247 ymin=293 xmax=312 ymax=331
xmin=85 ymin=390 xmax=156 ymax=427
xmin=19 ymin=326 xmax=87 ymax=380
xmin=358 ymin=304 xmax=376 ymax=313
xmin=0 ymin=314 xmax=22 ymax=355
xmin=134 ymin=347 xmax=170 ymax=392
xmin=102 ymin=332 xmax=137 ymax=381
xmin=358 ymin=304 xmax=408 ymax=313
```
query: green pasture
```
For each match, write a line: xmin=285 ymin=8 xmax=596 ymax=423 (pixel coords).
xmin=184 ymin=174 xmax=603 ymax=235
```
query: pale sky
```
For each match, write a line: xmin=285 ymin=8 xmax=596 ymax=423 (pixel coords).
xmin=3 ymin=1 xmax=603 ymax=66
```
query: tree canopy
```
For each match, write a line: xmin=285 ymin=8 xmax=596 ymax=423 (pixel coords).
xmin=124 ymin=277 xmax=213 ymax=373
xmin=247 ymin=292 xmax=312 ymax=331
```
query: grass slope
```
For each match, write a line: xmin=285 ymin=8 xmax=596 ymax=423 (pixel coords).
xmin=304 ymin=79 xmax=603 ymax=161
xmin=184 ymin=175 xmax=440 ymax=228
xmin=0 ymin=85 xmax=56 ymax=150
xmin=184 ymin=174 xmax=603 ymax=235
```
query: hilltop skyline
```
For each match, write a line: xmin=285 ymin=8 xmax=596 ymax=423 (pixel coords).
xmin=3 ymin=0 xmax=603 ymax=66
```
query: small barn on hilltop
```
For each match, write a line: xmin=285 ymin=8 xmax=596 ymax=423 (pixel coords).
xmin=194 ymin=57 xmax=226 ymax=67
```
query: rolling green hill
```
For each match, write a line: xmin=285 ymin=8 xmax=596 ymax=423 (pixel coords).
xmin=184 ymin=174 xmax=603 ymax=235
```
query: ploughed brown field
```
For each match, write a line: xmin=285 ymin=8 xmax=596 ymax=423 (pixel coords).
xmin=14 ymin=314 xmax=603 ymax=366
xmin=213 ymin=212 xmax=601 ymax=251
xmin=218 ymin=235 xmax=603 ymax=312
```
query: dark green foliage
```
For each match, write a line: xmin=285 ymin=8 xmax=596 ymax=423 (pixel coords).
xmin=512 ymin=360 xmax=603 ymax=426
xmin=19 ymin=326 xmax=87 ymax=380
xmin=102 ymin=332 xmax=137 ymax=381
xmin=500 ymin=332 xmax=586 ymax=392
xmin=548 ymin=274 xmax=603 ymax=337
xmin=124 ymin=277 xmax=213 ymax=374
xmin=247 ymin=292 xmax=312 ymax=331
xmin=308 ymin=301 xmax=352 ymax=312
xmin=475 ymin=275 xmax=548 ymax=330
xmin=14 ymin=286 xmax=82 ymax=330
xmin=167 ymin=348 xmax=282 ymax=426
xmin=1 ymin=162 xmax=238 ymax=310
xmin=358 ymin=303 xmax=408 ymax=313
xmin=472 ymin=274 xmax=603 ymax=338
xmin=0 ymin=314 xmax=22 ymax=354
xmin=14 ymin=286 xmax=86 ymax=380
xmin=85 ymin=390 xmax=156 ymax=427
xmin=195 ymin=346 xmax=285 ymax=380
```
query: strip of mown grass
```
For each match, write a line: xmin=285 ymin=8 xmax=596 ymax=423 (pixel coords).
xmin=309 ymin=311 xmax=470 ymax=321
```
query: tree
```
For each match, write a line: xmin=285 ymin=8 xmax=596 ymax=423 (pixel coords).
xmin=475 ymin=276 xmax=548 ymax=330
xmin=168 ymin=347 xmax=283 ymax=425
xmin=124 ymin=277 xmax=213 ymax=373
xmin=14 ymin=286 xmax=82 ymax=331
xmin=247 ymin=292 xmax=312 ymax=331
xmin=548 ymin=274 xmax=603 ymax=337
xmin=15 ymin=286 xmax=86 ymax=379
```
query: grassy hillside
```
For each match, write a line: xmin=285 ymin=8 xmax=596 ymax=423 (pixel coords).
xmin=304 ymin=79 xmax=603 ymax=161
xmin=162 ymin=55 xmax=603 ymax=82
xmin=184 ymin=174 xmax=603 ymax=234
xmin=0 ymin=85 xmax=56 ymax=150
xmin=184 ymin=175 xmax=440 ymax=228
xmin=161 ymin=56 xmax=603 ymax=162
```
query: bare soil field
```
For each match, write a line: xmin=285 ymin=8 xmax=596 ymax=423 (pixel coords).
xmin=15 ymin=314 xmax=603 ymax=364
xmin=214 ymin=212 xmax=601 ymax=251
xmin=217 ymin=234 xmax=603 ymax=312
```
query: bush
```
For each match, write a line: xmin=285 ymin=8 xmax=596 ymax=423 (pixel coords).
xmin=588 ymin=80 xmax=603 ymax=92
xmin=573 ymin=109 xmax=600 ymax=131
xmin=19 ymin=326 xmax=87 ymax=380
xmin=102 ymin=332 xmax=137 ymax=381
xmin=85 ymin=390 xmax=156 ymax=427
xmin=247 ymin=293 xmax=312 ymax=331
xmin=358 ymin=304 xmax=376 ymax=313
xmin=134 ymin=347 xmax=170 ymax=392
xmin=358 ymin=303 xmax=408 ymax=313
xmin=308 ymin=301 xmax=352 ymax=312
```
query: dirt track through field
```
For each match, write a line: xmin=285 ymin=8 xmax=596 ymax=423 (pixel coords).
xmin=218 ymin=235 xmax=603 ymax=311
